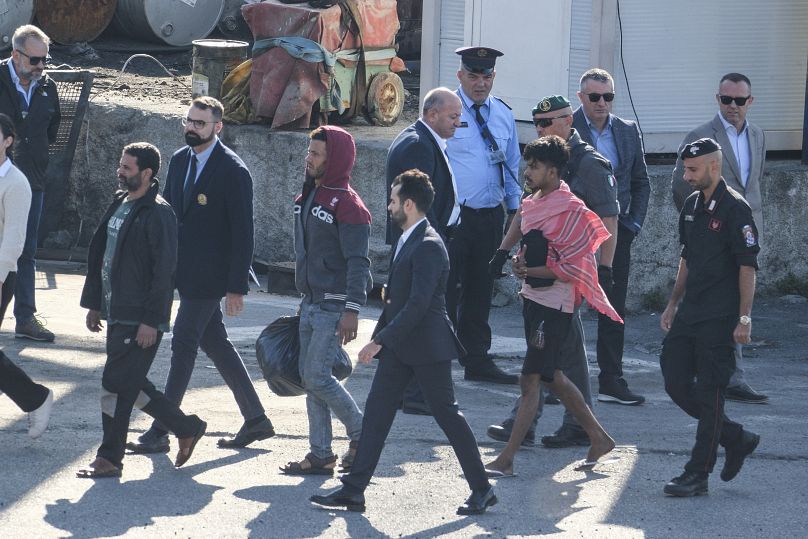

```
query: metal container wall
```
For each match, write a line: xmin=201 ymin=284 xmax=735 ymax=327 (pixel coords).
xmin=0 ymin=0 xmax=35 ymax=51
xmin=217 ymin=0 xmax=252 ymax=41
xmin=191 ymin=39 xmax=248 ymax=99
xmin=36 ymin=0 xmax=118 ymax=45
xmin=111 ymin=0 xmax=225 ymax=47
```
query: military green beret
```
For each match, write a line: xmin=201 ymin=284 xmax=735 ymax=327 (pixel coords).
xmin=532 ymin=95 xmax=571 ymax=115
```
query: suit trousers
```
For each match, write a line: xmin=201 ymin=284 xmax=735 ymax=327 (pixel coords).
xmin=660 ymin=315 xmax=744 ymax=473
xmin=341 ymin=356 xmax=489 ymax=494
xmin=0 ymin=273 xmax=49 ymax=412
xmin=153 ymin=296 xmax=264 ymax=433
xmin=596 ymin=222 xmax=634 ymax=382
xmin=445 ymin=206 xmax=504 ymax=366
xmin=100 ymin=324 xmax=201 ymax=469
xmin=506 ymin=306 xmax=592 ymax=430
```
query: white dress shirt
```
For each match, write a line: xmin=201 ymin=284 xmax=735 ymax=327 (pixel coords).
xmin=719 ymin=112 xmax=751 ymax=188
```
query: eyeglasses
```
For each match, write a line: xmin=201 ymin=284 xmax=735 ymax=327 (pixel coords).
xmin=584 ymin=92 xmax=615 ymax=103
xmin=718 ymin=95 xmax=750 ymax=106
xmin=533 ymin=114 xmax=571 ymax=128
xmin=181 ymin=117 xmax=217 ymax=129
xmin=16 ymin=49 xmax=51 ymax=66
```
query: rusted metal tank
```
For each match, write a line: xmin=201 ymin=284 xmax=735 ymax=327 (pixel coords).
xmin=36 ymin=0 xmax=118 ymax=45
xmin=0 ymin=0 xmax=35 ymax=51
xmin=217 ymin=0 xmax=252 ymax=41
xmin=110 ymin=0 xmax=225 ymax=47
xmin=191 ymin=39 xmax=249 ymax=99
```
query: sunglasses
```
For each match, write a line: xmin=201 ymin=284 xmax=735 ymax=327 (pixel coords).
xmin=718 ymin=95 xmax=750 ymax=106
xmin=17 ymin=49 xmax=50 ymax=66
xmin=533 ymin=114 xmax=571 ymax=128
xmin=584 ymin=92 xmax=615 ymax=103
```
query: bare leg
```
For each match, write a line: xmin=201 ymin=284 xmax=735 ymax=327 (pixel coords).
xmin=486 ymin=373 xmax=541 ymax=475
xmin=546 ymin=370 xmax=615 ymax=463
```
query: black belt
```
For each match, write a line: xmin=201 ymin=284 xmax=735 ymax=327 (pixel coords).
xmin=461 ymin=205 xmax=500 ymax=215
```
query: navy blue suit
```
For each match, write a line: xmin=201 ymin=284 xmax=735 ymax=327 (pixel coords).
xmin=341 ymin=221 xmax=489 ymax=494
xmin=151 ymin=139 xmax=265 ymax=434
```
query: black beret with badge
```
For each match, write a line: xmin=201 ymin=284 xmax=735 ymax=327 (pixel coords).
xmin=681 ymin=137 xmax=722 ymax=159
xmin=455 ymin=46 xmax=503 ymax=74
xmin=531 ymin=95 xmax=571 ymax=115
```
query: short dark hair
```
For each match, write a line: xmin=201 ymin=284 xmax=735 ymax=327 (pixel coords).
xmin=123 ymin=142 xmax=161 ymax=177
xmin=309 ymin=126 xmax=328 ymax=142
xmin=720 ymin=72 xmax=752 ymax=90
xmin=392 ymin=169 xmax=434 ymax=214
xmin=0 ymin=113 xmax=16 ymax=144
xmin=191 ymin=96 xmax=224 ymax=121
xmin=579 ymin=68 xmax=613 ymax=89
xmin=522 ymin=135 xmax=570 ymax=174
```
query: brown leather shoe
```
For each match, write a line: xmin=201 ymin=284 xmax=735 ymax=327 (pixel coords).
xmin=175 ymin=420 xmax=207 ymax=467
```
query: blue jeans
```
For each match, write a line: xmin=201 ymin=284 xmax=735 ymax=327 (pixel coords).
xmin=298 ymin=300 xmax=363 ymax=459
xmin=14 ymin=190 xmax=43 ymax=323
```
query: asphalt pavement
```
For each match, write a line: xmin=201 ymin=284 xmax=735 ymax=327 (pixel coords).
xmin=1 ymin=262 xmax=806 ymax=538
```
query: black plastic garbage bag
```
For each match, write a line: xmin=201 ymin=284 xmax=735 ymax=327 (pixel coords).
xmin=255 ymin=315 xmax=353 ymax=397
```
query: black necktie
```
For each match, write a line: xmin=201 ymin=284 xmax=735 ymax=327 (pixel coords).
xmin=183 ymin=154 xmax=198 ymax=212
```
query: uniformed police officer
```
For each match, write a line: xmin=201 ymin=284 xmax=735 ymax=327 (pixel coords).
xmin=445 ymin=46 xmax=522 ymax=384
xmin=660 ymin=138 xmax=761 ymax=497
xmin=487 ymin=95 xmax=619 ymax=447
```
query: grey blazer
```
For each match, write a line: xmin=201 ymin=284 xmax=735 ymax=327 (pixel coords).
xmin=671 ymin=114 xmax=766 ymax=231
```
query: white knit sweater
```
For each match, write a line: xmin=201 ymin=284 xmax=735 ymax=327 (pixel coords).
xmin=0 ymin=158 xmax=32 ymax=283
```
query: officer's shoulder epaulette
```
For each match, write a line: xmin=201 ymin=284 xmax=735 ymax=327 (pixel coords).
xmin=493 ymin=96 xmax=512 ymax=110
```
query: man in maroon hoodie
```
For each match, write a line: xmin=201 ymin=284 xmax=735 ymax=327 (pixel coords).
xmin=281 ymin=126 xmax=371 ymax=476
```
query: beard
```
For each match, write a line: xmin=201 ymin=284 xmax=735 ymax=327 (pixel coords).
xmin=185 ymin=130 xmax=214 ymax=148
xmin=390 ymin=207 xmax=407 ymax=228
xmin=118 ymin=173 xmax=142 ymax=192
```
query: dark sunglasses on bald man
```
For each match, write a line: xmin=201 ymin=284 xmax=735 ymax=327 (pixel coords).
xmin=533 ymin=114 xmax=571 ymax=128
xmin=583 ymin=92 xmax=615 ymax=103
xmin=17 ymin=49 xmax=50 ymax=66
xmin=718 ymin=95 xmax=750 ymax=106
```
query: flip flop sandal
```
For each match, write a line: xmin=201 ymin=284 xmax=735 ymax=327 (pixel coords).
xmin=485 ymin=468 xmax=518 ymax=479
xmin=76 ymin=466 xmax=122 ymax=479
xmin=281 ymin=453 xmax=337 ymax=476
xmin=574 ymin=455 xmax=620 ymax=471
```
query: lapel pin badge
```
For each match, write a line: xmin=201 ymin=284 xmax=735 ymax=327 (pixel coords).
xmin=197 ymin=193 xmax=207 ymax=205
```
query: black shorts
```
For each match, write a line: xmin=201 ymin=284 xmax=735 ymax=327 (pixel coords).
xmin=522 ymin=299 xmax=572 ymax=382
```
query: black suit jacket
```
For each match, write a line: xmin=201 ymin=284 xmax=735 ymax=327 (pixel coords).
xmin=163 ymin=140 xmax=254 ymax=299
xmin=385 ymin=120 xmax=455 ymax=244
xmin=373 ymin=221 xmax=464 ymax=365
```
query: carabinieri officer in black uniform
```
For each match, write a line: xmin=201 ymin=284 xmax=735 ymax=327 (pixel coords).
xmin=445 ymin=46 xmax=522 ymax=385
xmin=659 ymin=138 xmax=761 ymax=497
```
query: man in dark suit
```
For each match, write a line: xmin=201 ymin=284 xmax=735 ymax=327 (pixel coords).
xmin=572 ymin=68 xmax=650 ymax=406
xmin=385 ymin=86 xmax=462 ymax=415
xmin=127 ymin=97 xmax=275 ymax=454
xmin=310 ymin=169 xmax=496 ymax=516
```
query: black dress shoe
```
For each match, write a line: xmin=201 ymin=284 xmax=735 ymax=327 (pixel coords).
xmin=401 ymin=400 xmax=432 ymax=416
xmin=486 ymin=420 xmax=535 ymax=447
xmin=310 ymin=487 xmax=366 ymax=512
xmin=664 ymin=471 xmax=708 ymax=497
xmin=126 ymin=429 xmax=170 ymax=454
xmin=464 ymin=363 xmax=518 ymax=385
xmin=725 ymin=384 xmax=769 ymax=404
xmin=217 ymin=418 xmax=275 ymax=448
xmin=541 ymin=424 xmax=589 ymax=448
xmin=721 ymin=431 xmax=760 ymax=482
xmin=457 ymin=486 xmax=497 ymax=515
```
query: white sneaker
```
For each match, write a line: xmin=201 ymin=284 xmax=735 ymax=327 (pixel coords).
xmin=28 ymin=389 xmax=54 ymax=439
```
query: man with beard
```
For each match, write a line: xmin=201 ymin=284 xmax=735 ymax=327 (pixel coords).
xmin=0 ymin=113 xmax=53 ymax=439
xmin=127 ymin=97 xmax=275 ymax=455
xmin=0 ymin=25 xmax=61 ymax=343
xmin=78 ymin=143 xmax=206 ymax=478
xmin=281 ymin=126 xmax=369 ymax=476
xmin=310 ymin=169 xmax=495 ymax=515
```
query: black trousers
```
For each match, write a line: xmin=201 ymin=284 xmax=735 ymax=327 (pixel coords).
xmin=0 ymin=273 xmax=49 ymax=412
xmin=99 ymin=324 xmax=201 ymax=469
xmin=596 ymin=222 xmax=634 ymax=382
xmin=341 ymin=357 xmax=490 ymax=494
xmin=660 ymin=314 xmax=744 ymax=474
xmin=445 ymin=205 xmax=504 ymax=367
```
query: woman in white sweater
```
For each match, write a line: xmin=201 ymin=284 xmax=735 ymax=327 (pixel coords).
xmin=0 ymin=112 xmax=53 ymax=438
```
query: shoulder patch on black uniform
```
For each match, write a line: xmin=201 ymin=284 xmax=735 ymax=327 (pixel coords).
xmin=493 ymin=96 xmax=512 ymax=110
